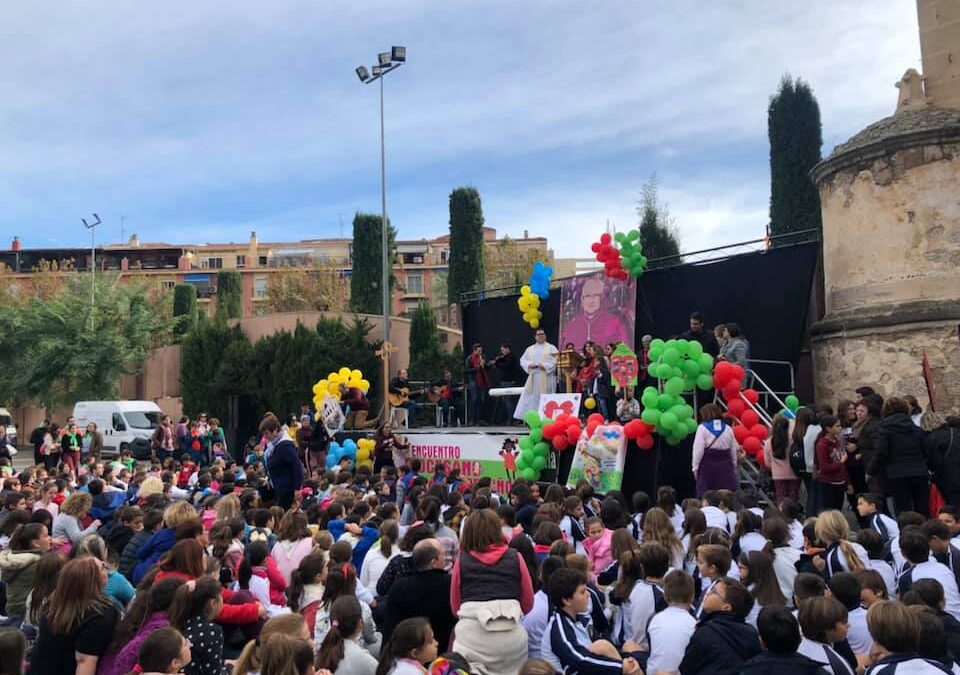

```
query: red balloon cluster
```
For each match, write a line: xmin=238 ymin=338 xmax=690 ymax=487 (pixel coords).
xmin=542 ymin=413 xmax=583 ymax=452
xmin=591 ymin=233 xmax=628 ymax=280
xmin=713 ymin=362 xmax=768 ymax=460
xmin=624 ymin=419 xmax=655 ymax=450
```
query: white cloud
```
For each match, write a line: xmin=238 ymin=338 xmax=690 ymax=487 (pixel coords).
xmin=0 ymin=1 xmax=922 ymax=251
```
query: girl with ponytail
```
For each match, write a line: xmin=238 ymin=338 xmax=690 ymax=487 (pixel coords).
xmin=359 ymin=520 xmax=400 ymax=592
xmin=168 ymin=577 xmax=226 ymax=675
xmin=99 ymin=577 xmax=185 ymax=675
xmin=287 ymin=552 xmax=327 ymax=633
xmin=129 ymin=626 xmax=191 ymax=675
xmin=314 ymin=563 xmax=380 ymax=655
xmin=316 ymin=596 xmax=378 ymax=675
xmin=815 ymin=510 xmax=867 ymax=581
xmin=375 ymin=617 xmax=437 ymax=675
xmin=232 ymin=613 xmax=309 ymax=675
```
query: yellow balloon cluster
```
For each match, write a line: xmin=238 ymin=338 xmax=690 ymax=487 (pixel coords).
xmin=356 ymin=438 xmax=376 ymax=471
xmin=312 ymin=367 xmax=370 ymax=407
xmin=517 ymin=285 xmax=543 ymax=329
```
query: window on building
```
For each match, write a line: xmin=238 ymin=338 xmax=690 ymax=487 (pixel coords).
xmin=403 ymin=253 xmax=425 ymax=265
xmin=259 ymin=255 xmax=268 ymax=266
xmin=406 ymin=274 xmax=423 ymax=295
xmin=205 ymin=257 xmax=223 ymax=269
xmin=254 ymin=276 xmax=268 ymax=299
xmin=236 ymin=254 xmax=246 ymax=268
xmin=440 ymin=250 xmax=449 ymax=264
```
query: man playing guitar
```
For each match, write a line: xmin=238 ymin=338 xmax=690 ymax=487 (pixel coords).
xmin=429 ymin=369 xmax=465 ymax=427
xmin=388 ymin=368 xmax=423 ymax=428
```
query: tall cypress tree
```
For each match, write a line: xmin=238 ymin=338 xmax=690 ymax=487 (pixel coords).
xmin=350 ymin=212 xmax=396 ymax=315
xmin=768 ymin=75 xmax=823 ymax=239
xmin=637 ymin=175 xmax=681 ymax=267
xmin=408 ymin=302 xmax=442 ymax=379
xmin=447 ymin=187 xmax=485 ymax=304
xmin=215 ymin=270 xmax=243 ymax=319
xmin=172 ymin=283 xmax=198 ymax=340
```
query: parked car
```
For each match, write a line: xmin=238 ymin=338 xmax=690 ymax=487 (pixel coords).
xmin=0 ymin=407 xmax=17 ymax=448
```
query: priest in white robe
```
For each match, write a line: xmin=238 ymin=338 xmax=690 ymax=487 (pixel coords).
xmin=514 ymin=329 xmax=559 ymax=420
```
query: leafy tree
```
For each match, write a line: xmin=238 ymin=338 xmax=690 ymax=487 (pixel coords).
xmin=350 ymin=212 xmax=396 ymax=315
xmin=173 ymin=284 xmax=198 ymax=340
xmin=768 ymin=74 xmax=823 ymax=239
xmin=439 ymin=342 xmax=465 ymax=381
xmin=216 ymin=270 xmax=243 ymax=319
xmin=447 ymin=187 xmax=486 ymax=303
xmin=265 ymin=262 xmax=349 ymax=313
xmin=408 ymin=303 xmax=443 ymax=380
xmin=0 ymin=274 xmax=174 ymax=407
xmin=636 ymin=175 xmax=681 ymax=267
xmin=485 ymin=237 xmax=549 ymax=289
xmin=180 ymin=317 xmax=249 ymax=422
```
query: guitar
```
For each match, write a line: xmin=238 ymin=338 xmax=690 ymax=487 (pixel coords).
xmin=425 ymin=384 xmax=465 ymax=404
xmin=388 ymin=387 xmax=425 ymax=407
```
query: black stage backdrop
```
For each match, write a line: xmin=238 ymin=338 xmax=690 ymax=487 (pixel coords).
xmin=462 ymin=241 xmax=819 ymax=500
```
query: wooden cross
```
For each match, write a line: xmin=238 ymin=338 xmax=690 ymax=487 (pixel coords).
xmin=376 ymin=341 xmax=399 ymax=416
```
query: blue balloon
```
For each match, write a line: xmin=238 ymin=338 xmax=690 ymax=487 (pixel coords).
xmin=326 ymin=452 xmax=338 ymax=468
xmin=342 ymin=439 xmax=358 ymax=458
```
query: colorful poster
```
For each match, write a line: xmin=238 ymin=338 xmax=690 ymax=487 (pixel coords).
xmin=538 ymin=393 xmax=583 ymax=420
xmin=566 ymin=424 xmax=627 ymax=493
xmin=405 ymin=432 xmax=522 ymax=495
xmin=558 ymin=271 xmax=636 ymax=352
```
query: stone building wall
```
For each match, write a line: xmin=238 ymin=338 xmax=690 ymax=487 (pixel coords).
xmin=812 ymin=321 xmax=959 ymax=412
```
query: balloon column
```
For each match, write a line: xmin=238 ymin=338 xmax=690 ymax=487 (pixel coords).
xmin=517 ymin=285 xmax=542 ymax=329
xmin=637 ymin=338 xmax=715 ymax=446
xmin=713 ymin=362 xmax=769 ymax=462
xmin=591 ymin=234 xmax=628 ymax=280
xmin=528 ymin=261 xmax=553 ymax=300
xmin=613 ymin=230 xmax=647 ymax=278
xmin=624 ymin=418 xmax=655 ymax=450
xmin=356 ymin=438 xmax=375 ymax=471
xmin=326 ymin=438 xmax=358 ymax=469
xmin=541 ymin=413 xmax=582 ymax=452
xmin=312 ymin=368 xmax=370 ymax=408
xmin=516 ymin=411 xmax=551 ymax=481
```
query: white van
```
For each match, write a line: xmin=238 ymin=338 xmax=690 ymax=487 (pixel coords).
xmin=73 ymin=400 xmax=163 ymax=457
xmin=0 ymin=407 xmax=16 ymax=448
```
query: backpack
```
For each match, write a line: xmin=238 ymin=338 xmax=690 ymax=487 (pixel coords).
xmin=788 ymin=437 xmax=807 ymax=475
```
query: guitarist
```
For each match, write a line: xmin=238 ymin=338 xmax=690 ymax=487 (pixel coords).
xmin=431 ymin=369 xmax=464 ymax=427
xmin=465 ymin=343 xmax=491 ymax=426
xmin=389 ymin=368 xmax=423 ymax=428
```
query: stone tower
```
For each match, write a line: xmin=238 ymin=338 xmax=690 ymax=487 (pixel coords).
xmin=809 ymin=0 xmax=960 ymax=411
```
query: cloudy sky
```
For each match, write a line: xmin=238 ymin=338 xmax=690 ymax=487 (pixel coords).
xmin=0 ymin=1 xmax=921 ymax=258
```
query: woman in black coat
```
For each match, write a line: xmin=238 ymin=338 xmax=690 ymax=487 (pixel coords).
xmin=856 ymin=394 xmax=885 ymax=494
xmin=928 ymin=414 xmax=960 ymax=508
xmin=869 ymin=396 xmax=932 ymax=516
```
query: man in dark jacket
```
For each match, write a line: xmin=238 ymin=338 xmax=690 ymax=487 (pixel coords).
xmin=680 ymin=311 xmax=719 ymax=358
xmin=857 ymin=394 xmax=885 ymax=494
xmin=742 ymin=605 xmax=829 ymax=675
xmin=29 ymin=420 xmax=49 ymax=467
xmin=869 ymin=397 xmax=932 ymax=516
xmin=382 ymin=538 xmax=456 ymax=651
xmin=928 ymin=415 xmax=960 ymax=507
xmin=679 ymin=577 xmax=761 ymax=675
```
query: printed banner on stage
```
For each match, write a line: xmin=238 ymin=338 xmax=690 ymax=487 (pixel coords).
xmin=558 ymin=271 xmax=635 ymax=351
xmin=538 ymin=394 xmax=582 ymax=420
xmin=405 ymin=432 xmax=522 ymax=495
xmin=566 ymin=423 xmax=626 ymax=493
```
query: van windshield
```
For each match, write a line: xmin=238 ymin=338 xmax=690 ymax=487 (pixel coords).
xmin=125 ymin=411 xmax=162 ymax=430
xmin=0 ymin=415 xmax=11 ymax=426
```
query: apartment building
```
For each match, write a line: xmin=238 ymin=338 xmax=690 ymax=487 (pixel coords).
xmin=1 ymin=228 xmax=552 ymax=323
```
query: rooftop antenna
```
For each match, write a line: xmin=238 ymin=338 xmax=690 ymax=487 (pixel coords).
xmin=338 ymin=213 xmax=345 ymax=239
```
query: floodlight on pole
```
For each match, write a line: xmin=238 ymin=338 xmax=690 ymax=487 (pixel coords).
xmin=82 ymin=213 xmax=102 ymax=328
xmin=356 ymin=45 xmax=406 ymax=417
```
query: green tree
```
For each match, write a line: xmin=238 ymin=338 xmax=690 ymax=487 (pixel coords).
xmin=173 ymin=284 xmax=198 ymax=340
xmin=0 ymin=274 xmax=174 ymax=407
xmin=216 ymin=270 xmax=243 ymax=319
xmin=768 ymin=74 xmax=823 ymax=239
xmin=408 ymin=303 xmax=443 ymax=380
xmin=180 ymin=317 xmax=249 ymax=422
xmin=447 ymin=187 xmax=485 ymax=303
xmin=350 ymin=212 xmax=397 ymax=315
xmin=637 ymin=175 xmax=681 ymax=267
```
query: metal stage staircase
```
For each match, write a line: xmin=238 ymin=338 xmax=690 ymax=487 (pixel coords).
xmin=716 ymin=360 xmax=797 ymax=507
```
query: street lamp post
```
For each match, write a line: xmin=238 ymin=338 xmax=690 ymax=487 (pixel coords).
xmin=356 ymin=46 xmax=405 ymax=419
xmin=82 ymin=213 xmax=102 ymax=328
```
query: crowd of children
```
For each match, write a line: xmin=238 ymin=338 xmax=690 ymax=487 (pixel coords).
xmin=1 ymin=409 xmax=960 ymax=675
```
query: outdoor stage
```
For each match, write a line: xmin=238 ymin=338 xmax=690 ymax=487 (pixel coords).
xmin=334 ymin=423 xmax=677 ymax=499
